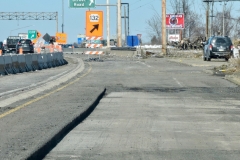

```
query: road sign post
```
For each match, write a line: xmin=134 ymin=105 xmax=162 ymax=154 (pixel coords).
xmin=69 ymin=0 xmax=95 ymax=8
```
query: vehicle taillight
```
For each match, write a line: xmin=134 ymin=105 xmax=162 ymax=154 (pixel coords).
xmin=30 ymin=42 xmax=33 ymax=45
xmin=230 ymin=45 xmax=233 ymax=50
xmin=209 ymin=44 xmax=212 ymax=51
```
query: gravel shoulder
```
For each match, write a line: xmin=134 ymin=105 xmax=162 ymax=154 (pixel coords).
xmin=166 ymin=57 xmax=240 ymax=86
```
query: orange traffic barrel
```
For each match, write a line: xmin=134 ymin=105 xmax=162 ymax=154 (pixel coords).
xmin=37 ymin=47 xmax=41 ymax=53
xmin=19 ymin=47 xmax=23 ymax=54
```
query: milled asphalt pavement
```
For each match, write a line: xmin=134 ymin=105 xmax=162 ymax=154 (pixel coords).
xmin=43 ymin=55 xmax=240 ymax=160
xmin=0 ymin=54 xmax=107 ymax=160
xmin=1 ymin=53 xmax=240 ymax=160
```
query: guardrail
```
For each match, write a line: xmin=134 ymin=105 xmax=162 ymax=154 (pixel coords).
xmin=0 ymin=52 xmax=67 ymax=76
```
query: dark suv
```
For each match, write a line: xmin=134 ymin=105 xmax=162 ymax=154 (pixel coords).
xmin=203 ymin=36 xmax=233 ymax=61
xmin=16 ymin=39 xmax=34 ymax=54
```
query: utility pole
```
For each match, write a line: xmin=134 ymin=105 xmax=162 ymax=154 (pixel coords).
xmin=117 ymin=0 xmax=122 ymax=47
xmin=124 ymin=6 xmax=127 ymax=46
xmin=223 ymin=1 xmax=226 ymax=36
xmin=206 ymin=2 xmax=209 ymax=38
xmin=162 ymin=0 xmax=167 ymax=54
xmin=107 ymin=0 xmax=110 ymax=48
xmin=211 ymin=1 xmax=214 ymax=36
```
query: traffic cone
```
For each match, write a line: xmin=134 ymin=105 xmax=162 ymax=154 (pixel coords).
xmin=19 ymin=47 xmax=23 ymax=54
xmin=37 ymin=47 xmax=41 ymax=53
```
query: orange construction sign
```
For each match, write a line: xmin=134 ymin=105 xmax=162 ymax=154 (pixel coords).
xmin=56 ymin=33 xmax=67 ymax=44
xmin=86 ymin=11 xmax=103 ymax=37
xmin=32 ymin=31 xmax=41 ymax=44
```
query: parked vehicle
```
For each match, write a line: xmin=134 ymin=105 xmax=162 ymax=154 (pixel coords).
xmin=6 ymin=36 xmax=21 ymax=53
xmin=16 ymin=39 xmax=34 ymax=54
xmin=203 ymin=36 xmax=233 ymax=61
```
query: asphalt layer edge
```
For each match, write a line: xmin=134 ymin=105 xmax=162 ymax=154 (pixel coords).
xmin=26 ymin=88 xmax=106 ymax=160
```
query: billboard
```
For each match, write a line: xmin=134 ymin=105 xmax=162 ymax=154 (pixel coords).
xmin=166 ymin=14 xmax=184 ymax=29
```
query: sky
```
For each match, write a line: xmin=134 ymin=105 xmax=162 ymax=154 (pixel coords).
xmin=0 ymin=0 xmax=240 ymax=43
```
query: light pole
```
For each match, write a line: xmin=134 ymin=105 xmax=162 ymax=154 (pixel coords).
xmin=10 ymin=25 xmax=34 ymax=36
xmin=162 ymin=0 xmax=167 ymax=54
xmin=62 ymin=0 xmax=64 ymax=33
xmin=107 ymin=0 xmax=110 ymax=48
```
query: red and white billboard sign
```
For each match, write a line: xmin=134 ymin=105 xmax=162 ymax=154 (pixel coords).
xmin=166 ymin=14 xmax=185 ymax=29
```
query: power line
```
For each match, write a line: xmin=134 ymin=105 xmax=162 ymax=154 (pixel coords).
xmin=130 ymin=0 xmax=157 ymax=12
xmin=131 ymin=0 xmax=143 ymax=5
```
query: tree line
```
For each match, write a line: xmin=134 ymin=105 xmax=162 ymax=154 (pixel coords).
xmin=146 ymin=0 xmax=240 ymax=45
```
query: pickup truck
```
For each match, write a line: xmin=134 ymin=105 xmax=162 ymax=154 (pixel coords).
xmin=6 ymin=36 xmax=21 ymax=53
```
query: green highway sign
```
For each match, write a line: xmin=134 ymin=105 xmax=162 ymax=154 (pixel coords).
xmin=28 ymin=30 xmax=37 ymax=40
xmin=69 ymin=0 xmax=95 ymax=8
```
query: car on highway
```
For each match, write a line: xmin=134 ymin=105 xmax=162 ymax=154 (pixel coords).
xmin=16 ymin=39 xmax=34 ymax=54
xmin=6 ymin=36 xmax=21 ymax=53
xmin=203 ymin=36 xmax=233 ymax=61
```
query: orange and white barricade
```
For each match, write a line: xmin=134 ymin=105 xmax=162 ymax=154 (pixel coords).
xmin=85 ymin=44 xmax=103 ymax=48
xmin=85 ymin=37 xmax=104 ymax=60
xmin=86 ymin=36 xmax=103 ymax=41
xmin=85 ymin=51 xmax=104 ymax=60
xmin=85 ymin=36 xmax=103 ymax=48
xmin=85 ymin=51 xmax=103 ymax=55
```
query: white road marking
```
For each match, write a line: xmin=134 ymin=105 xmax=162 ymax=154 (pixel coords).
xmin=173 ymin=77 xmax=183 ymax=87
xmin=136 ymin=61 xmax=151 ymax=68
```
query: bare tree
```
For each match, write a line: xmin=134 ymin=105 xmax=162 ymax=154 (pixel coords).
xmin=212 ymin=5 xmax=234 ymax=37
xmin=145 ymin=6 xmax=161 ymax=43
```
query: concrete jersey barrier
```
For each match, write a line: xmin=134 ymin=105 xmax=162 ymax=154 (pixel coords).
xmin=0 ymin=52 xmax=66 ymax=75
xmin=18 ymin=54 xmax=27 ymax=72
xmin=11 ymin=55 xmax=21 ymax=73
xmin=4 ymin=55 xmax=15 ymax=74
xmin=47 ymin=53 xmax=54 ymax=68
xmin=0 ymin=56 xmax=5 ymax=75
xmin=25 ymin=54 xmax=33 ymax=71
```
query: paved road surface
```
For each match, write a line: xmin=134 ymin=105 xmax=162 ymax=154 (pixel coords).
xmin=43 ymin=55 xmax=240 ymax=160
